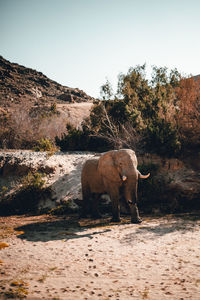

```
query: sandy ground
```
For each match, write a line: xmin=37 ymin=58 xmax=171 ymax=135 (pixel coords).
xmin=0 ymin=213 xmax=200 ymax=299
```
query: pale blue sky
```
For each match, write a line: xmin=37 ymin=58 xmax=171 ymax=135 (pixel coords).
xmin=1 ymin=0 xmax=200 ymax=97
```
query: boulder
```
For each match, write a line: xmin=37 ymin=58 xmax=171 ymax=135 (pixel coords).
xmin=57 ymin=93 xmax=74 ymax=102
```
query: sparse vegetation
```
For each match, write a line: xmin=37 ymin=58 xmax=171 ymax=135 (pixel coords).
xmin=57 ymin=65 xmax=199 ymax=157
xmin=0 ymin=186 xmax=8 ymax=197
xmin=140 ymin=287 xmax=149 ymax=299
xmin=0 ymin=55 xmax=93 ymax=150
xmin=0 ymin=225 xmax=15 ymax=239
xmin=0 ymin=99 xmax=67 ymax=150
xmin=22 ymin=171 xmax=46 ymax=190
xmin=38 ymin=274 xmax=48 ymax=283
xmin=138 ymin=162 xmax=175 ymax=213
xmin=1 ymin=58 xmax=199 ymax=158
xmin=0 ymin=242 xmax=9 ymax=250
xmin=0 ymin=172 xmax=52 ymax=215
xmin=1 ymin=280 xmax=29 ymax=299
xmin=0 ymin=59 xmax=199 ymax=216
xmin=49 ymin=199 xmax=78 ymax=215
xmin=33 ymin=138 xmax=57 ymax=154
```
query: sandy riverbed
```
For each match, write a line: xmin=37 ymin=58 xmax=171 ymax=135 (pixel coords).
xmin=0 ymin=213 xmax=200 ymax=299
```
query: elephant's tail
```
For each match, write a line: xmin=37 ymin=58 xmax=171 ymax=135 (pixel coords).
xmin=138 ymin=171 xmax=150 ymax=179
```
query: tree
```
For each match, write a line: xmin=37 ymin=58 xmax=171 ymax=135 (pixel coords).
xmin=57 ymin=64 xmax=199 ymax=156
xmin=100 ymin=79 xmax=113 ymax=100
xmin=176 ymin=76 xmax=200 ymax=150
xmin=95 ymin=65 xmax=181 ymax=156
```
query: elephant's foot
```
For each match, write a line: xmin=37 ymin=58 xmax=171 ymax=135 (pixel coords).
xmin=131 ymin=218 xmax=142 ymax=224
xmin=110 ymin=217 xmax=121 ymax=223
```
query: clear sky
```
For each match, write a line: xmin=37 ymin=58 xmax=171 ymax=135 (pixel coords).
xmin=0 ymin=0 xmax=200 ymax=98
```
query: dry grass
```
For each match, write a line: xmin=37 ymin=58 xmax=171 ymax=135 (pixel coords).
xmin=0 ymin=226 xmax=14 ymax=239
xmin=0 ymin=99 xmax=68 ymax=149
xmin=176 ymin=77 xmax=200 ymax=146
xmin=0 ymin=242 xmax=9 ymax=250
xmin=0 ymin=279 xmax=29 ymax=299
xmin=38 ymin=274 xmax=48 ymax=283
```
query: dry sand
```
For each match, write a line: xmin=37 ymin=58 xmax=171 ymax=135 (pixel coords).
xmin=0 ymin=213 xmax=200 ymax=299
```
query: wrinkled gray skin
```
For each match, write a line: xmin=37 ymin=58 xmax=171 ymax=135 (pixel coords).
xmin=81 ymin=149 xmax=150 ymax=223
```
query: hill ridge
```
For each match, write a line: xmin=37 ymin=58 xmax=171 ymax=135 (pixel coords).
xmin=0 ymin=55 xmax=94 ymax=108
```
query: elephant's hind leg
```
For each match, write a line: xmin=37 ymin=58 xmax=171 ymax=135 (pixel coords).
xmin=109 ymin=187 xmax=121 ymax=223
xmin=91 ymin=193 xmax=102 ymax=219
xmin=80 ymin=185 xmax=91 ymax=218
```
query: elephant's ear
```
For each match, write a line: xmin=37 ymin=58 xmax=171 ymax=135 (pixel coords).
xmin=98 ymin=151 xmax=121 ymax=183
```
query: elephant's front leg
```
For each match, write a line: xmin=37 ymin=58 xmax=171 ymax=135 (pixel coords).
xmin=129 ymin=202 xmax=142 ymax=224
xmin=109 ymin=187 xmax=121 ymax=222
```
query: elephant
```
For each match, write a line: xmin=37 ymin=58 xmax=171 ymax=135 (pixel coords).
xmin=81 ymin=149 xmax=150 ymax=223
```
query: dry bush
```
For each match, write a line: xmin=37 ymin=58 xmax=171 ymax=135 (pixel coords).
xmin=0 ymin=99 xmax=67 ymax=149
xmin=92 ymin=105 xmax=143 ymax=152
xmin=176 ymin=77 xmax=200 ymax=148
xmin=37 ymin=114 xmax=67 ymax=141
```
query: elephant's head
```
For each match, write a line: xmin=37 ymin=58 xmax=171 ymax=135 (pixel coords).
xmin=98 ymin=149 xmax=150 ymax=201
xmin=98 ymin=149 xmax=147 ymax=181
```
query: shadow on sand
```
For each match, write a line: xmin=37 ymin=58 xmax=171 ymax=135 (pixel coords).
xmin=14 ymin=212 xmax=199 ymax=243
xmin=120 ymin=212 xmax=200 ymax=244
xmin=14 ymin=215 xmax=118 ymax=242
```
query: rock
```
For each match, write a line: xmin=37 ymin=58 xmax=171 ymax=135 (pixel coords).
xmin=57 ymin=93 xmax=74 ymax=102
xmin=38 ymin=164 xmax=56 ymax=174
xmin=31 ymin=87 xmax=42 ymax=98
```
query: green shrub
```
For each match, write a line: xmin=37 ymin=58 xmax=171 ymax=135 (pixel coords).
xmin=145 ymin=118 xmax=181 ymax=156
xmin=50 ymin=102 xmax=57 ymax=113
xmin=138 ymin=162 xmax=174 ymax=213
xmin=55 ymin=124 xmax=110 ymax=152
xmin=33 ymin=138 xmax=57 ymax=154
xmin=48 ymin=199 xmax=79 ymax=215
xmin=0 ymin=172 xmax=51 ymax=215
xmin=22 ymin=171 xmax=46 ymax=190
xmin=93 ymin=65 xmax=183 ymax=156
xmin=0 ymin=186 xmax=8 ymax=197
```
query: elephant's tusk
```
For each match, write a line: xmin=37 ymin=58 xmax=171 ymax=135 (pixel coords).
xmin=122 ymin=175 xmax=127 ymax=181
xmin=138 ymin=172 xmax=150 ymax=179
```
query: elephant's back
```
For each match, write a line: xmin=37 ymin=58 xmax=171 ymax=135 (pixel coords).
xmin=81 ymin=158 xmax=99 ymax=180
xmin=81 ymin=157 xmax=104 ymax=193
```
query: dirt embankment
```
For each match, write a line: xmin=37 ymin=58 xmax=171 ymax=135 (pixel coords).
xmin=56 ymin=102 xmax=94 ymax=128
xmin=0 ymin=151 xmax=96 ymax=211
xmin=1 ymin=151 xmax=199 ymax=215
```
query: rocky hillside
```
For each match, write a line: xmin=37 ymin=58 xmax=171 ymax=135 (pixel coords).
xmin=0 ymin=56 xmax=95 ymax=148
xmin=0 ymin=55 xmax=94 ymax=109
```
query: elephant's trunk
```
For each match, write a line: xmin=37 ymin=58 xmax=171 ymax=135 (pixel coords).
xmin=124 ymin=178 xmax=137 ymax=204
